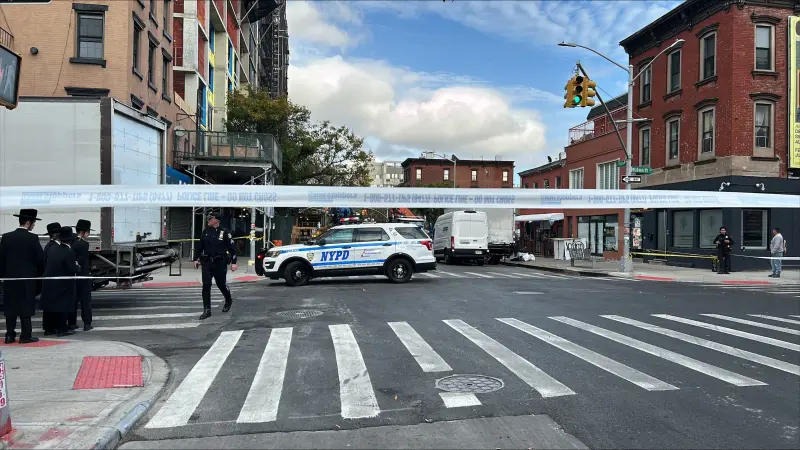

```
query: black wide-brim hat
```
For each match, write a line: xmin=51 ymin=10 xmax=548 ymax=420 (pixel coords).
xmin=13 ymin=209 xmax=41 ymax=221
xmin=41 ymin=222 xmax=62 ymax=236
xmin=75 ymin=219 xmax=94 ymax=231
xmin=58 ymin=226 xmax=75 ymax=242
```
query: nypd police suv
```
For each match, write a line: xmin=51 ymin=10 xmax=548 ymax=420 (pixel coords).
xmin=258 ymin=223 xmax=436 ymax=286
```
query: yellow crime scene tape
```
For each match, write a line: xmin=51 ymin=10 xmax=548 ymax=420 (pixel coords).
xmin=631 ymin=251 xmax=716 ymax=260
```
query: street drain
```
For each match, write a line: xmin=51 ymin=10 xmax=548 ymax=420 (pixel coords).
xmin=435 ymin=374 xmax=504 ymax=394
xmin=274 ymin=309 xmax=324 ymax=319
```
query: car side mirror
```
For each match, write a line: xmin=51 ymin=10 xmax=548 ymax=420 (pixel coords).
xmin=316 ymin=239 xmax=326 ymax=246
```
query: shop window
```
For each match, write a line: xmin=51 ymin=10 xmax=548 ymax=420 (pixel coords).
xmin=603 ymin=214 xmax=619 ymax=252
xmin=672 ymin=210 xmax=694 ymax=248
xmin=699 ymin=209 xmax=723 ymax=248
xmin=742 ymin=209 xmax=768 ymax=248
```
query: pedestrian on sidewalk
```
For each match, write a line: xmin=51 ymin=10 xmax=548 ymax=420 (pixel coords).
xmin=40 ymin=226 xmax=80 ymax=337
xmin=713 ymin=226 xmax=734 ymax=274
xmin=0 ymin=209 xmax=45 ymax=344
xmin=70 ymin=219 xmax=93 ymax=331
xmin=769 ymin=227 xmax=785 ymax=278
xmin=40 ymin=221 xmax=61 ymax=333
xmin=193 ymin=212 xmax=238 ymax=320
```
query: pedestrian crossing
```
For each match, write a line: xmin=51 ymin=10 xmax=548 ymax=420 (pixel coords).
xmin=696 ymin=283 xmax=800 ymax=298
xmin=144 ymin=312 xmax=800 ymax=430
xmin=341 ymin=270 xmax=584 ymax=281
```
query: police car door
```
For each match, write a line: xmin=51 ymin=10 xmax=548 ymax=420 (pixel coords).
xmin=316 ymin=228 xmax=356 ymax=271
xmin=354 ymin=227 xmax=393 ymax=268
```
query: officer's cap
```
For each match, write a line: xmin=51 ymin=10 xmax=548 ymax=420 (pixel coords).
xmin=207 ymin=212 xmax=223 ymax=220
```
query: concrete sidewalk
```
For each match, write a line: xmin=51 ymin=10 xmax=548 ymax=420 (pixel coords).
xmin=0 ymin=339 xmax=168 ymax=449
xmin=502 ymin=257 xmax=800 ymax=285
xmin=114 ymin=257 xmax=265 ymax=289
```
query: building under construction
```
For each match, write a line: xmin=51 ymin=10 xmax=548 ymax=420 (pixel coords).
xmin=258 ymin=0 xmax=289 ymax=98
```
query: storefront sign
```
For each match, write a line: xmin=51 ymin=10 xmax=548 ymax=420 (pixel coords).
xmin=789 ymin=16 xmax=800 ymax=169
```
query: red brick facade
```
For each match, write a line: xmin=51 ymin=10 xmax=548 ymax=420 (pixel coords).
xmin=400 ymin=158 xmax=514 ymax=189
xmin=622 ymin=1 xmax=792 ymax=186
xmin=173 ymin=18 xmax=184 ymax=66
xmin=174 ymin=0 xmax=184 ymax=13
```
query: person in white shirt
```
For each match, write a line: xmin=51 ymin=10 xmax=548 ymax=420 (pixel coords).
xmin=769 ymin=227 xmax=785 ymax=278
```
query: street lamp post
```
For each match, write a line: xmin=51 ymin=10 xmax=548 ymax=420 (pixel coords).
xmin=558 ymin=39 xmax=683 ymax=273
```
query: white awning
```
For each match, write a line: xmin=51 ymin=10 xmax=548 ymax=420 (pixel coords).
xmin=515 ymin=213 xmax=565 ymax=223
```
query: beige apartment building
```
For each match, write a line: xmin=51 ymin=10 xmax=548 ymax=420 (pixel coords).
xmin=0 ymin=0 xmax=195 ymax=162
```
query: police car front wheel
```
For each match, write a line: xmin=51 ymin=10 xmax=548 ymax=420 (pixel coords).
xmin=386 ymin=258 xmax=413 ymax=283
xmin=284 ymin=260 xmax=312 ymax=287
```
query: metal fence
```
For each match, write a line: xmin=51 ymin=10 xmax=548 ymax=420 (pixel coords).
xmin=174 ymin=130 xmax=283 ymax=172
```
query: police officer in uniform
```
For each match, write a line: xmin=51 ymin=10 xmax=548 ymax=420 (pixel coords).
xmin=713 ymin=226 xmax=734 ymax=274
xmin=194 ymin=212 xmax=238 ymax=320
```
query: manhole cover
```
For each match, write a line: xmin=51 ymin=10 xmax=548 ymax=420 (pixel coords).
xmin=436 ymin=374 xmax=504 ymax=394
xmin=274 ymin=309 xmax=324 ymax=319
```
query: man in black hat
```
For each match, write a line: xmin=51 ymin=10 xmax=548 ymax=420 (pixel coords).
xmin=40 ymin=226 xmax=80 ymax=337
xmin=0 ymin=209 xmax=45 ymax=344
xmin=40 ymin=221 xmax=61 ymax=333
xmin=193 ymin=212 xmax=238 ymax=320
xmin=69 ymin=219 xmax=93 ymax=331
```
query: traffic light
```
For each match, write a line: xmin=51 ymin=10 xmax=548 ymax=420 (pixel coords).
xmin=581 ymin=78 xmax=597 ymax=107
xmin=563 ymin=76 xmax=584 ymax=108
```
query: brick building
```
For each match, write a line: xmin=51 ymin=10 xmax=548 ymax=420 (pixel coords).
xmin=621 ymin=0 xmax=800 ymax=270
xmin=517 ymin=102 xmax=631 ymax=260
xmin=400 ymin=155 xmax=515 ymax=189
xmin=0 ymin=0 xmax=195 ymax=164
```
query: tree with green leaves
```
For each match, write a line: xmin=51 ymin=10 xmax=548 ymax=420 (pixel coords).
xmin=225 ymin=87 xmax=374 ymax=186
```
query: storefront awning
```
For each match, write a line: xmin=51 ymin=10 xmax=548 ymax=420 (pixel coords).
xmin=515 ymin=213 xmax=565 ymax=223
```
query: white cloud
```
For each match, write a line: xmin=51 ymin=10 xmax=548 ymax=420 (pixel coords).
xmin=286 ymin=1 xmax=556 ymax=167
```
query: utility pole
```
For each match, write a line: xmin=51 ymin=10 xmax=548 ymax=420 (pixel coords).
xmin=558 ymin=39 xmax=684 ymax=274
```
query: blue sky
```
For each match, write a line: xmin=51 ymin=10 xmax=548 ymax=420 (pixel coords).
xmin=286 ymin=0 xmax=683 ymax=181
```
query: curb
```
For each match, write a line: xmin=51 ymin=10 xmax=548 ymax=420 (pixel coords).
xmin=127 ymin=275 xmax=265 ymax=289
xmin=499 ymin=261 xmax=608 ymax=277
xmin=91 ymin=342 xmax=170 ymax=450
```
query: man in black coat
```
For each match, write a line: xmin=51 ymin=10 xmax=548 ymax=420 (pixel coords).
xmin=40 ymin=226 xmax=79 ymax=337
xmin=193 ymin=212 xmax=238 ymax=320
xmin=69 ymin=220 xmax=93 ymax=331
xmin=0 ymin=209 xmax=45 ymax=344
xmin=40 ymin=221 xmax=61 ymax=333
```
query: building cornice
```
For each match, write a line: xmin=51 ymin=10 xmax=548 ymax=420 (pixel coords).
xmin=620 ymin=0 xmax=797 ymax=58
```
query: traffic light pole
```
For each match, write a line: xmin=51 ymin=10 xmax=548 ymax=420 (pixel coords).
xmin=622 ymin=64 xmax=635 ymax=273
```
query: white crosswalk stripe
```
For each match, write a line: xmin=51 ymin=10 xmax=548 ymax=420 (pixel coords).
xmin=700 ymin=314 xmax=800 ymax=335
xmin=141 ymin=311 xmax=798 ymax=430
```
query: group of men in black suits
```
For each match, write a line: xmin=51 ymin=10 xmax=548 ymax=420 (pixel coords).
xmin=0 ymin=209 xmax=94 ymax=344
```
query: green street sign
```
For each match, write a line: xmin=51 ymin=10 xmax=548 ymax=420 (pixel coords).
xmin=631 ymin=166 xmax=654 ymax=175
xmin=616 ymin=160 xmax=626 ymax=168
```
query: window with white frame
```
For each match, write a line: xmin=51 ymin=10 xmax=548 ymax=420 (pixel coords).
xmin=443 ymin=168 xmax=450 ymax=181
xmin=754 ymin=102 xmax=773 ymax=149
xmin=415 ymin=168 xmax=422 ymax=180
xmin=755 ymin=24 xmax=774 ymax=71
xmin=640 ymin=65 xmax=652 ymax=103
xmin=699 ymin=107 xmax=715 ymax=154
xmin=742 ymin=209 xmax=769 ymax=248
xmin=668 ymin=50 xmax=681 ymax=93
xmin=502 ymin=170 xmax=509 ymax=182
xmin=639 ymin=127 xmax=651 ymax=166
xmin=544 ymin=178 xmax=550 ymax=188
xmin=596 ymin=161 xmax=620 ymax=190
xmin=569 ymin=168 xmax=584 ymax=189
xmin=533 ymin=181 xmax=538 ymax=189
xmin=666 ymin=118 xmax=680 ymax=161
xmin=700 ymin=32 xmax=716 ymax=80
xmin=471 ymin=169 xmax=478 ymax=181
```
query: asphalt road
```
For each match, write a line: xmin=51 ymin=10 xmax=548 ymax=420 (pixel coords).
xmin=81 ymin=264 xmax=799 ymax=449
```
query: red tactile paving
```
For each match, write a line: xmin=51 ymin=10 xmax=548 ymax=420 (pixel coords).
xmin=141 ymin=281 xmax=201 ymax=287
xmin=0 ymin=340 xmax=68 ymax=348
xmin=635 ymin=275 xmax=676 ymax=281
xmin=721 ymin=280 xmax=773 ymax=285
xmin=72 ymin=356 xmax=143 ymax=390
xmin=234 ymin=276 xmax=260 ymax=282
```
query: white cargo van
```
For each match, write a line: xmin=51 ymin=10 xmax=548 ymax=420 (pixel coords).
xmin=432 ymin=210 xmax=489 ymax=265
